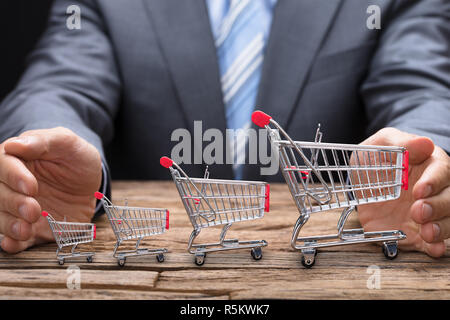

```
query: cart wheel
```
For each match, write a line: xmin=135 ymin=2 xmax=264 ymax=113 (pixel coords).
xmin=382 ymin=241 xmax=398 ymax=260
xmin=156 ymin=253 xmax=165 ymax=263
xmin=195 ymin=253 xmax=206 ymax=266
xmin=118 ymin=258 xmax=126 ymax=267
xmin=86 ymin=256 xmax=93 ymax=263
xmin=58 ymin=259 xmax=64 ymax=266
xmin=251 ymin=247 xmax=263 ymax=260
xmin=301 ymin=254 xmax=315 ymax=268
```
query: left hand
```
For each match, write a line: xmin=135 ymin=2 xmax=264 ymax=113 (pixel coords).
xmin=357 ymin=127 xmax=449 ymax=258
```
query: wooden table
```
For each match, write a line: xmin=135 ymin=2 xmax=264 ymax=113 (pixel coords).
xmin=0 ymin=181 xmax=448 ymax=300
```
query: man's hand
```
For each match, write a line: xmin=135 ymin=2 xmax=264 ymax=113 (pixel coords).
xmin=0 ymin=127 xmax=102 ymax=253
xmin=357 ymin=128 xmax=449 ymax=257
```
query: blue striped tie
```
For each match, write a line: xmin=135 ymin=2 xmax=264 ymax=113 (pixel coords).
xmin=214 ymin=0 xmax=272 ymax=179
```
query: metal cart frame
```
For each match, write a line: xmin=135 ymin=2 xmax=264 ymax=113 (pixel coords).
xmin=161 ymin=157 xmax=269 ymax=265
xmin=252 ymin=110 xmax=407 ymax=268
xmin=95 ymin=192 xmax=169 ymax=266
xmin=42 ymin=211 xmax=96 ymax=265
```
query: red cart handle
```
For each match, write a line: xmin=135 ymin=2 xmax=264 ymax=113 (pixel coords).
xmin=252 ymin=110 xmax=272 ymax=127
xmin=94 ymin=192 xmax=104 ymax=200
xmin=160 ymin=156 xmax=174 ymax=168
xmin=401 ymin=150 xmax=409 ymax=190
xmin=41 ymin=211 xmax=49 ymax=217
xmin=264 ymin=184 xmax=270 ymax=212
xmin=166 ymin=210 xmax=170 ymax=230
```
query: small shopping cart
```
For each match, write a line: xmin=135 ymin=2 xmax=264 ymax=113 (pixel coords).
xmin=252 ymin=110 xmax=407 ymax=268
xmin=41 ymin=211 xmax=96 ymax=265
xmin=95 ymin=192 xmax=169 ymax=266
xmin=160 ymin=157 xmax=269 ymax=266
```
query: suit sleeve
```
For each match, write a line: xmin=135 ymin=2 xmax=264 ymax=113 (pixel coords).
xmin=0 ymin=0 xmax=120 ymax=158
xmin=361 ymin=0 xmax=450 ymax=153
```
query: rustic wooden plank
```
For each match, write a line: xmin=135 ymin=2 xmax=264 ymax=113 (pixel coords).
xmin=232 ymin=288 xmax=449 ymax=300
xmin=157 ymin=268 xmax=450 ymax=299
xmin=0 ymin=286 xmax=228 ymax=300
xmin=0 ymin=269 xmax=158 ymax=290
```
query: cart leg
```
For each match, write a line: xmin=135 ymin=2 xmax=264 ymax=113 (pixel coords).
xmin=135 ymin=238 xmax=142 ymax=251
xmin=71 ymin=243 xmax=78 ymax=254
xmin=219 ymin=223 xmax=232 ymax=245
xmin=291 ymin=213 xmax=310 ymax=249
xmin=56 ymin=247 xmax=64 ymax=265
xmin=189 ymin=229 xmax=207 ymax=266
xmin=337 ymin=206 xmax=355 ymax=239
xmin=113 ymin=240 xmax=122 ymax=258
xmin=188 ymin=229 xmax=201 ymax=254
xmin=219 ymin=223 xmax=240 ymax=247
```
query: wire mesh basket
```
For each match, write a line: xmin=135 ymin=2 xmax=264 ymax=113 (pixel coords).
xmin=161 ymin=156 xmax=269 ymax=266
xmin=252 ymin=110 xmax=407 ymax=268
xmin=95 ymin=192 xmax=168 ymax=266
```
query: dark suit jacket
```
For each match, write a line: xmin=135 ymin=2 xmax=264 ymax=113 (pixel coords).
xmin=1 ymin=0 xmax=449 ymax=182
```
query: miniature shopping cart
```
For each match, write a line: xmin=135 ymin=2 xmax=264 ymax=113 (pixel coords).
xmin=252 ymin=110 xmax=407 ymax=268
xmin=42 ymin=211 xmax=96 ymax=265
xmin=160 ymin=157 xmax=269 ymax=266
xmin=95 ymin=192 xmax=168 ymax=266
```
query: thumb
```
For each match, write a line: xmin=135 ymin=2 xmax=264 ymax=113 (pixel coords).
xmin=404 ymin=136 xmax=434 ymax=165
xmin=4 ymin=127 xmax=79 ymax=161
xmin=363 ymin=128 xmax=434 ymax=165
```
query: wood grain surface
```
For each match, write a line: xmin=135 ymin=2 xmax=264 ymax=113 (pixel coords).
xmin=0 ymin=181 xmax=448 ymax=300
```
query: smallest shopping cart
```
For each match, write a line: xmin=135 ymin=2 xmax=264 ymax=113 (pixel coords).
xmin=42 ymin=211 xmax=96 ymax=265
xmin=95 ymin=192 xmax=169 ymax=267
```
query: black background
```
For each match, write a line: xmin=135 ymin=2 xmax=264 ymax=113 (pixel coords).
xmin=0 ymin=0 xmax=54 ymax=102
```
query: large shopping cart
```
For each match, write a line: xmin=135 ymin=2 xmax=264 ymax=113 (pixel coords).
xmin=94 ymin=192 xmax=169 ymax=266
xmin=160 ymin=157 xmax=269 ymax=266
xmin=252 ymin=110 xmax=408 ymax=268
xmin=42 ymin=211 xmax=96 ymax=265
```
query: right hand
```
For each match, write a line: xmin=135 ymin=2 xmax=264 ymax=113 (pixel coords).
xmin=0 ymin=127 xmax=102 ymax=253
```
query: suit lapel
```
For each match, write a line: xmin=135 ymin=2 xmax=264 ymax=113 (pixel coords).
xmin=142 ymin=0 xmax=227 ymax=132
xmin=142 ymin=0 xmax=233 ymax=178
xmin=245 ymin=0 xmax=342 ymax=180
xmin=256 ymin=0 xmax=342 ymax=129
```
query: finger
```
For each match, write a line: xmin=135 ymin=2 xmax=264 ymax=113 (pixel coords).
xmin=411 ymin=186 xmax=450 ymax=224
xmin=0 ymin=236 xmax=36 ymax=254
xmin=421 ymin=241 xmax=446 ymax=258
xmin=362 ymin=128 xmax=434 ymax=165
xmin=0 ymin=211 xmax=32 ymax=241
xmin=413 ymin=150 xmax=450 ymax=199
xmin=0 ymin=141 xmax=38 ymax=196
xmin=420 ymin=216 xmax=450 ymax=243
xmin=4 ymin=127 xmax=79 ymax=161
xmin=0 ymin=182 xmax=41 ymax=223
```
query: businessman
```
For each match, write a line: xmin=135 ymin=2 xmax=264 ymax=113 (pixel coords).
xmin=0 ymin=0 xmax=449 ymax=257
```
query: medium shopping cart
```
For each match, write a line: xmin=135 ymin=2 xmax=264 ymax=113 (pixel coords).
xmin=252 ymin=110 xmax=407 ymax=268
xmin=42 ymin=211 xmax=96 ymax=265
xmin=95 ymin=192 xmax=169 ymax=266
xmin=160 ymin=157 xmax=269 ymax=266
